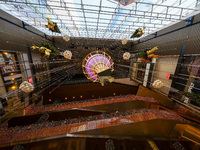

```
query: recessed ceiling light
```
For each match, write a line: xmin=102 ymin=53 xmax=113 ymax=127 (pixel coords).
xmin=11 ymin=86 xmax=16 ymax=89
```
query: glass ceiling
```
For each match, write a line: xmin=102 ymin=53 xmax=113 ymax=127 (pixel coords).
xmin=0 ymin=0 xmax=200 ymax=40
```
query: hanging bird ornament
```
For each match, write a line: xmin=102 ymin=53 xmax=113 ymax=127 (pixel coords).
xmin=130 ymin=27 xmax=146 ymax=38
xmin=19 ymin=81 xmax=34 ymax=93
xmin=45 ymin=17 xmax=61 ymax=33
xmin=31 ymin=43 xmax=59 ymax=58
xmin=135 ymin=46 xmax=158 ymax=62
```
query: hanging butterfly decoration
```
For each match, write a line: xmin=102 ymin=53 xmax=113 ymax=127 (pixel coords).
xmin=130 ymin=27 xmax=146 ymax=38
xmin=45 ymin=17 xmax=61 ymax=33
xmin=135 ymin=46 xmax=158 ymax=62
xmin=31 ymin=43 xmax=59 ymax=58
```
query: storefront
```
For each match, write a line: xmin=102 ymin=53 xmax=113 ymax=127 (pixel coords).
xmin=169 ymin=55 xmax=200 ymax=107
xmin=131 ymin=58 xmax=147 ymax=84
xmin=0 ymin=50 xmax=31 ymax=111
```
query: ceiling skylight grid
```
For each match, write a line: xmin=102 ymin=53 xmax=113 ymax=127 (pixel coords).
xmin=0 ymin=0 xmax=199 ymax=39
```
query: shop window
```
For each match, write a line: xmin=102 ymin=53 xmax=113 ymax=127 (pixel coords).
xmin=0 ymin=51 xmax=20 ymax=76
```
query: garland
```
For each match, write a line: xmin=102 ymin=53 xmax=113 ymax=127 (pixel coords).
xmin=31 ymin=43 xmax=60 ymax=58
xmin=135 ymin=46 xmax=158 ymax=61
xmin=45 ymin=17 xmax=61 ymax=33
xmin=130 ymin=27 xmax=146 ymax=38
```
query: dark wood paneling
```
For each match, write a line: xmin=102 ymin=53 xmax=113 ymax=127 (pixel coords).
xmin=0 ymin=10 xmax=53 ymax=53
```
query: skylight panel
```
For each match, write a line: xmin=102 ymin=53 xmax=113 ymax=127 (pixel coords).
xmin=0 ymin=0 xmax=199 ymax=39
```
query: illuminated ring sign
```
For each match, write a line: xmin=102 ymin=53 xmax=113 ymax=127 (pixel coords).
xmin=82 ymin=51 xmax=114 ymax=82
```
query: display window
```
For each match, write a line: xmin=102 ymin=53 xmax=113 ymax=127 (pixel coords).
xmin=0 ymin=51 xmax=20 ymax=76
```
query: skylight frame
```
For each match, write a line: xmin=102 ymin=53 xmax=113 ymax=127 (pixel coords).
xmin=0 ymin=0 xmax=199 ymax=40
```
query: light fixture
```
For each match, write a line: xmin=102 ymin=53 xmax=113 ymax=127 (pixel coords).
xmin=123 ymin=52 xmax=131 ymax=60
xmin=122 ymin=38 xmax=127 ymax=45
xmin=19 ymin=81 xmax=34 ymax=93
xmin=113 ymin=93 xmax=116 ymax=95
xmin=63 ymin=35 xmax=70 ymax=42
xmin=73 ymin=96 xmax=75 ymax=99
xmin=65 ymin=97 xmax=67 ymax=100
xmin=63 ymin=50 xmax=72 ymax=59
xmin=80 ymin=96 xmax=82 ymax=98
xmin=11 ymin=86 xmax=16 ymax=89
xmin=49 ymin=99 xmax=51 ymax=101
xmin=152 ymin=80 xmax=164 ymax=89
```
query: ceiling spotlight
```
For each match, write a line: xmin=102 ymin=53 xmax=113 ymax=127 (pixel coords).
xmin=11 ymin=86 xmax=16 ymax=89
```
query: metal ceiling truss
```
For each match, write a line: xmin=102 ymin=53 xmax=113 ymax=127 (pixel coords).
xmin=0 ymin=0 xmax=199 ymax=39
